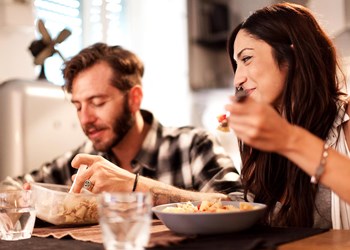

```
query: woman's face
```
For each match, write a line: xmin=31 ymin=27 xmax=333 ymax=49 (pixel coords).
xmin=233 ymin=29 xmax=288 ymax=104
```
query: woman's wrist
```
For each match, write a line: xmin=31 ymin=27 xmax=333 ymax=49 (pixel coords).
xmin=278 ymin=125 xmax=328 ymax=178
xmin=278 ymin=124 xmax=301 ymax=156
xmin=310 ymin=142 xmax=329 ymax=184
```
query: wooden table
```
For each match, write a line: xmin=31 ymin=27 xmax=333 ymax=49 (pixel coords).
xmin=279 ymin=230 xmax=350 ymax=250
xmin=1 ymin=224 xmax=349 ymax=250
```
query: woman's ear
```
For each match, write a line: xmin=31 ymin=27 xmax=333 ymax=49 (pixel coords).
xmin=128 ymin=85 xmax=143 ymax=113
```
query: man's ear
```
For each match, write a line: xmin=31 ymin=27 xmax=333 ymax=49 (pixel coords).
xmin=128 ymin=85 xmax=143 ymax=113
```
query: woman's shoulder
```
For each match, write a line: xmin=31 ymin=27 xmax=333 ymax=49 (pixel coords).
xmin=337 ymin=95 xmax=350 ymax=118
xmin=345 ymin=95 xmax=350 ymax=114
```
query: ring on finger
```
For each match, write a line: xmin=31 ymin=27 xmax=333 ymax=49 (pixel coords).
xmin=83 ymin=179 xmax=94 ymax=191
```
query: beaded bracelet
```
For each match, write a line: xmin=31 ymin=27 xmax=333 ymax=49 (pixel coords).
xmin=132 ymin=172 xmax=140 ymax=192
xmin=310 ymin=142 xmax=329 ymax=184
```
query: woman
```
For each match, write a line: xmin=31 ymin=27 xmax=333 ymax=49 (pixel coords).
xmin=225 ymin=2 xmax=350 ymax=229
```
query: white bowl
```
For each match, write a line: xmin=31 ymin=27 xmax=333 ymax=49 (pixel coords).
xmin=152 ymin=201 xmax=266 ymax=235
xmin=31 ymin=182 xmax=98 ymax=226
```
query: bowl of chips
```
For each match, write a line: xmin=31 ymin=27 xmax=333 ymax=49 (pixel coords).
xmin=31 ymin=182 xmax=98 ymax=226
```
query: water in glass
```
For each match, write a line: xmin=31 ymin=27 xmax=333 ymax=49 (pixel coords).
xmin=0 ymin=189 xmax=36 ymax=241
xmin=98 ymin=192 xmax=152 ymax=250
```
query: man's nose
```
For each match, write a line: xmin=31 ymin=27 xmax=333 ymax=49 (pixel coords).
xmin=79 ymin=106 xmax=96 ymax=125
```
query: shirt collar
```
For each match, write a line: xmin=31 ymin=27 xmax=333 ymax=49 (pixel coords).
xmin=327 ymin=100 xmax=350 ymax=147
xmin=95 ymin=109 xmax=162 ymax=173
xmin=132 ymin=109 xmax=163 ymax=172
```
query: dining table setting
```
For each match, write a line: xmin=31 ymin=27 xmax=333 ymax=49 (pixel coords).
xmin=1 ymin=183 xmax=350 ymax=250
xmin=1 ymin=218 xmax=350 ymax=250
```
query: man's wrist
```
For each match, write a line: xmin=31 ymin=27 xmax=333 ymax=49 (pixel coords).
xmin=132 ymin=172 xmax=140 ymax=192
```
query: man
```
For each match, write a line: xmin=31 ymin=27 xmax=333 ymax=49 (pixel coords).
xmin=4 ymin=43 xmax=240 ymax=205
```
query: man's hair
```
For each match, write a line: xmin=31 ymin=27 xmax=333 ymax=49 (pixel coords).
xmin=62 ymin=43 xmax=144 ymax=93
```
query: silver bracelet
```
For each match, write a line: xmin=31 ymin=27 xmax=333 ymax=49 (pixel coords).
xmin=310 ymin=142 xmax=329 ymax=184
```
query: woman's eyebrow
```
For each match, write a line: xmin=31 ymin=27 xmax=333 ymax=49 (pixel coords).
xmin=235 ymin=48 xmax=254 ymax=61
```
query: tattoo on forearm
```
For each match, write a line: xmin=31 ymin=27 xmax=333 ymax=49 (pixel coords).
xmin=150 ymin=187 xmax=189 ymax=206
xmin=150 ymin=187 xmax=229 ymax=206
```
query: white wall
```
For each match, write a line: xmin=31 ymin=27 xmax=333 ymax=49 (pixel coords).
xmin=123 ymin=0 xmax=190 ymax=127
xmin=308 ymin=0 xmax=346 ymax=36
xmin=0 ymin=0 xmax=36 ymax=83
xmin=307 ymin=0 xmax=350 ymax=89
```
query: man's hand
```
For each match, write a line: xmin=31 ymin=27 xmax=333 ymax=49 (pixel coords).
xmin=70 ymin=154 xmax=134 ymax=193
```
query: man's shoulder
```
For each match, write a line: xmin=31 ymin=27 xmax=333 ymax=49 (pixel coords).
xmin=161 ymin=125 xmax=215 ymax=140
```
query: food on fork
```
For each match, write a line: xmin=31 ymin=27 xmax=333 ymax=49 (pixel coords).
xmin=217 ymin=113 xmax=230 ymax=132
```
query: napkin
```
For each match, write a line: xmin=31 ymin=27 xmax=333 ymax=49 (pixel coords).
xmin=32 ymin=220 xmax=190 ymax=247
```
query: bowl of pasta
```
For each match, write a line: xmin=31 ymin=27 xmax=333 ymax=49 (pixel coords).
xmin=152 ymin=200 xmax=266 ymax=235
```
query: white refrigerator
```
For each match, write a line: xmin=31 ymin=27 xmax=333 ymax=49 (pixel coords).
xmin=0 ymin=79 xmax=86 ymax=180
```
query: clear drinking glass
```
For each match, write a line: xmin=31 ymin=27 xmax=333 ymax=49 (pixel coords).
xmin=0 ymin=189 xmax=36 ymax=241
xmin=98 ymin=192 xmax=152 ymax=250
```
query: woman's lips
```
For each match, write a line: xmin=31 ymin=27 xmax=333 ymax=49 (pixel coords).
xmin=245 ymin=88 xmax=256 ymax=95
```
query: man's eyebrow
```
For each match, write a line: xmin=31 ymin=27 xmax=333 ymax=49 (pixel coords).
xmin=71 ymin=94 xmax=107 ymax=103
xmin=235 ymin=48 xmax=254 ymax=61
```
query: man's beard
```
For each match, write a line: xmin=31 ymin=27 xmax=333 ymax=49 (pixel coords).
xmin=93 ymin=96 xmax=134 ymax=152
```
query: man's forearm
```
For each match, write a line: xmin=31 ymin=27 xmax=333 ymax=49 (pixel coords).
xmin=138 ymin=176 xmax=228 ymax=206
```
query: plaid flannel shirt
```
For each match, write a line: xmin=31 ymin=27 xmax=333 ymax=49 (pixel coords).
xmin=10 ymin=110 xmax=241 ymax=194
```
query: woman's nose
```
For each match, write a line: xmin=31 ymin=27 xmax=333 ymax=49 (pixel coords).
xmin=233 ymin=68 xmax=247 ymax=89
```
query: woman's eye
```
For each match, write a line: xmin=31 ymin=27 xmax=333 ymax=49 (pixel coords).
xmin=242 ymin=56 xmax=252 ymax=63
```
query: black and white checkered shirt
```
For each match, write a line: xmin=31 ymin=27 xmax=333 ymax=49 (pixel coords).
xmin=14 ymin=110 xmax=241 ymax=194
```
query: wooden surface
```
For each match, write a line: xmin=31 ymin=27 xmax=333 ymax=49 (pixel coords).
xmin=2 ymin=221 xmax=349 ymax=249
xmin=279 ymin=230 xmax=350 ymax=250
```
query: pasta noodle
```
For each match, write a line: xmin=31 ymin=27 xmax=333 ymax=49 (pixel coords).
xmin=162 ymin=200 xmax=257 ymax=213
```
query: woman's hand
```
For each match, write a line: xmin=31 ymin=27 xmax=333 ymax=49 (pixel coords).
xmin=225 ymin=96 xmax=294 ymax=154
xmin=70 ymin=153 xmax=135 ymax=193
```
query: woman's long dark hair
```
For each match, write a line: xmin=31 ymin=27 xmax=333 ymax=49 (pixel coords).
xmin=227 ymin=3 xmax=346 ymax=227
